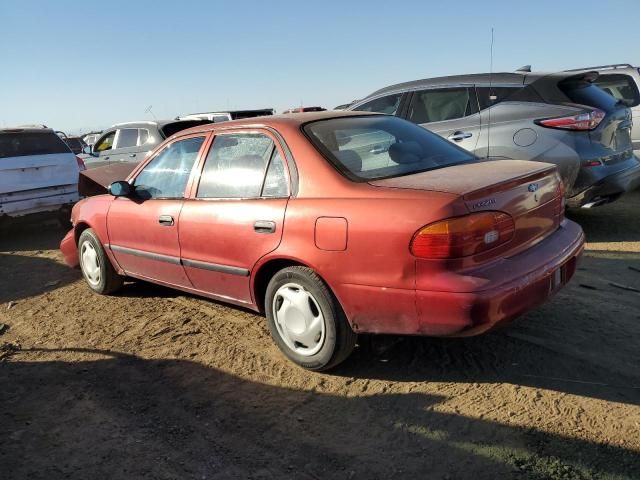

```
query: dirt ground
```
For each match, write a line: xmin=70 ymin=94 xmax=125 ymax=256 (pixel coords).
xmin=1 ymin=192 xmax=639 ymax=480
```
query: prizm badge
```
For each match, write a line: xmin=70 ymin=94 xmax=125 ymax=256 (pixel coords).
xmin=471 ymin=198 xmax=496 ymax=210
xmin=528 ymin=183 xmax=539 ymax=193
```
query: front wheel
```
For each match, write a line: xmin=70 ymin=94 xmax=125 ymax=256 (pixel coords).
xmin=265 ymin=266 xmax=356 ymax=371
xmin=78 ymin=228 xmax=124 ymax=295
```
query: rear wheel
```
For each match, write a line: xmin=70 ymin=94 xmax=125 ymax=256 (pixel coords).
xmin=78 ymin=228 xmax=123 ymax=295
xmin=265 ymin=266 xmax=356 ymax=371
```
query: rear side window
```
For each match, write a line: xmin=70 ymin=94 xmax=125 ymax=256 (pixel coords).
xmin=560 ymin=81 xmax=618 ymax=112
xmin=476 ymin=86 xmax=522 ymax=110
xmin=197 ymin=133 xmax=279 ymax=198
xmin=353 ymin=93 xmax=403 ymax=115
xmin=593 ymin=74 xmax=640 ymax=107
xmin=0 ymin=131 xmax=71 ymax=158
xmin=134 ymin=136 xmax=205 ymax=199
xmin=407 ymin=88 xmax=477 ymax=124
xmin=115 ymin=128 xmax=139 ymax=148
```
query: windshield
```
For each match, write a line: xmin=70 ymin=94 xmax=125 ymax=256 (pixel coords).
xmin=303 ymin=115 xmax=475 ymax=181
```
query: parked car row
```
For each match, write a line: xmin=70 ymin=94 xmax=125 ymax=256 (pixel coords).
xmin=6 ymin=62 xmax=639 ymax=371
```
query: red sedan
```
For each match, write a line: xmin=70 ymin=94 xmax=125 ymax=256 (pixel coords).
xmin=61 ymin=111 xmax=584 ymax=370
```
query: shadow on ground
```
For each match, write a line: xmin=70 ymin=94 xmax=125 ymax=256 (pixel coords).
xmin=1 ymin=348 xmax=638 ymax=480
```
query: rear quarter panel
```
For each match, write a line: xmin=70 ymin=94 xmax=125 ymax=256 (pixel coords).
xmin=475 ymin=102 xmax=585 ymax=189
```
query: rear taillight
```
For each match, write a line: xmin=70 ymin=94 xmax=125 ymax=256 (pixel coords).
xmin=410 ymin=212 xmax=515 ymax=259
xmin=76 ymin=156 xmax=86 ymax=171
xmin=536 ymin=108 xmax=605 ymax=131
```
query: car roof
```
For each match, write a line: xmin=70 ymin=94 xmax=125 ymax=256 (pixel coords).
xmin=173 ymin=110 xmax=380 ymax=137
xmin=363 ymin=70 xmax=581 ymax=99
xmin=110 ymin=119 xmax=199 ymax=128
xmin=0 ymin=126 xmax=56 ymax=133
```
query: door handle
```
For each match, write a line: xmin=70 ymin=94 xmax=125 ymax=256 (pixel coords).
xmin=158 ymin=215 xmax=174 ymax=226
xmin=254 ymin=220 xmax=276 ymax=234
xmin=129 ymin=153 xmax=137 ymax=158
xmin=448 ymin=131 xmax=473 ymax=142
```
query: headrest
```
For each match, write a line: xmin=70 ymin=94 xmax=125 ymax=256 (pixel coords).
xmin=388 ymin=141 xmax=423 ymax=165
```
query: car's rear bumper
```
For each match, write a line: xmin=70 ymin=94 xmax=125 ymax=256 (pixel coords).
xmin=567 ymin=159 xmax=640 ymax=207
xmin=60 ymin=230 xmax=79 ymax=268
xmin=339 ymin=220 xmax=585 ymax=337
xmin=0 ymin=185 xmax=79 ymax=217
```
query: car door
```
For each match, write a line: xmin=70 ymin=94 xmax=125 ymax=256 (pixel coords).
xmin=179 ymin=130 xmax=290 ymax=305
xmin=87 ymin=129 xmax=116 ymax=168
xmin=404 ymin=87 xmax=481 ymax=153
xmin=108 ymin=127 xmax=141 ymax=163
xmin=106 ymin=134 xmax=207 ymax=287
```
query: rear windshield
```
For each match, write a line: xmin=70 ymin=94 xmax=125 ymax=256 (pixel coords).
xmin=304 ymin=116 xmax=476 ymax=181
xmin=559 ymin=81 xmax=618 ymax=112
xmin=0 ymin=131 xmax=71 ymax=159
xmin=160 ymin=120 xmax=212 ymax=139
xmin=593 ymin=73 xmax=640 ymax=107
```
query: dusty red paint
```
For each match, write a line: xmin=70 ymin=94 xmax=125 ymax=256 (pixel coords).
xmin=61 ymin=112 xmax=585 ymax=337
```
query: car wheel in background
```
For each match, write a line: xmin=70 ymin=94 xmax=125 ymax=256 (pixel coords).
xmin=265 ymin=266 xmax=357 ymax=371
xmin=78 ymin=228 xmax=123 ymax=295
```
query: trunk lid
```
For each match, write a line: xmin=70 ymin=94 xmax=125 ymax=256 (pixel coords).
xmin=370 ymin=159 xmax=563 ymax=256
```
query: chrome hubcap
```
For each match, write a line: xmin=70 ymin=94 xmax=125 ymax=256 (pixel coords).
xmin=272 ymin=283 xmax=326 ymax=356
xmin=80 ymin=241 xmax=101 ymax=287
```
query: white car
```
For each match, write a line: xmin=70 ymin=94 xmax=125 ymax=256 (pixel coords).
xmin=0 ymin=126 xmax=83 ymax=227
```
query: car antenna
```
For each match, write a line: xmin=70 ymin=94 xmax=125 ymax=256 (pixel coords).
xmin=487 ymin=27 xmax=494 ymax=160
xmin=144 ymin=105 xmax=157 ymax=120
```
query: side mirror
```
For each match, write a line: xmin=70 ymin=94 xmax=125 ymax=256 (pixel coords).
xmin=108 ymin=181 xmax=132 ymax=197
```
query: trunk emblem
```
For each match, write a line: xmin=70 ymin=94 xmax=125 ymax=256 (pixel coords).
xmin=471 ymin=198 xmax=496 ymax=209
xmin=528 ymin=183 xmax=539 ymax=193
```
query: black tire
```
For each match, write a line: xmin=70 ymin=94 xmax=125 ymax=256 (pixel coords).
xmin=78 ymin=228 xmax=123 ymax=295
xmin=265 ymin=266 xmax=356 ymax=371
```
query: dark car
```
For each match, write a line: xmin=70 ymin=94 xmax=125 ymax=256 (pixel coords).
xmin=62 ymin=136 xmax=88 ymax=154
xmin=80 ymin=119 xmax=212 ymax=169
xmin=176 ymin=109 xmax=274 ymax=123
xmin=348 ymin=70 xmax=640 ymax=208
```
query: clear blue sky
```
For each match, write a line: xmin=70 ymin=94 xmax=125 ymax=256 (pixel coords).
xmin=2 ymin=0 xmax=639 ymax=133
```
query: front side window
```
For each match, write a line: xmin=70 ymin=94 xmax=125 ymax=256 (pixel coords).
xmin=408 ymin=88 xmax=477 ymax=124
xmin=115 ymin=128 xmax=138 ymax=149
xmin=593 ymin=73 xmax=640 ymax=107
xmin=197 ymin=133 xmax=282 ymax=198
xmin=353 ymin=93 xmax=403 ymax=115
xmin=304 ymin=115 xmax=475 ymax=181
xmin=133 ymin=136 xmax=205 ymax=199
xmin=94 ymin=131 xmax=115 ymax=152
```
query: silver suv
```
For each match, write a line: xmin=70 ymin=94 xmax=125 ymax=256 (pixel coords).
xmin=348 ymin=70 xmax=640 ymax=208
